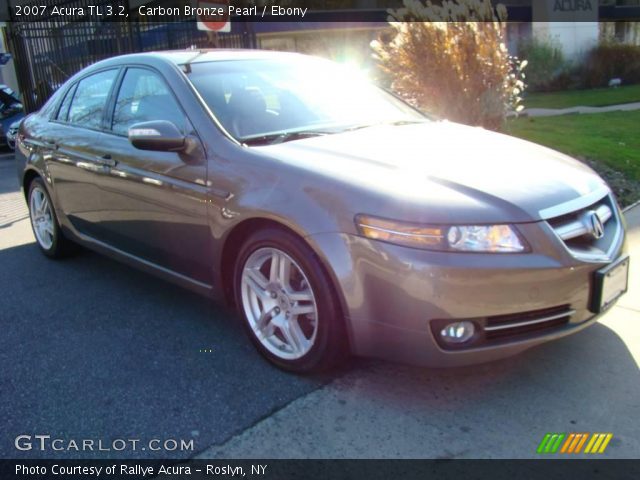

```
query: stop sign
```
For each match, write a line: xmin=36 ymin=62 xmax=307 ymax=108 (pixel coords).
xmin=196 ymin=0 xmax=231 ymax=32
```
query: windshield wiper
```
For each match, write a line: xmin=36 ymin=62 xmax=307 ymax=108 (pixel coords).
xmin=341 ymin=119 xmax=429 ymax=133
xmin=241 ymin=130 xmax=330 ymax=146
xmin=241 ymin=120 xmax=428 ymax=146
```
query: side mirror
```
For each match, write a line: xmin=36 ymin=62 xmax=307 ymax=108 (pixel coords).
xmin=128 ymin=120 xmax=186 ymax=152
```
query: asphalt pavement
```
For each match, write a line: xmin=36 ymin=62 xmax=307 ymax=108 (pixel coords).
xmin=1 ymin=152 xmax=638 ymax=460
xmin=0 ymin=153 xmax=328 ymax=460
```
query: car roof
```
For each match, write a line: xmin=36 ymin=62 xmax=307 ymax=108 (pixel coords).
xmin=149 ymin=49 xmax=306 ymax=64
xmin=90 ymin=49 xmax=308 ymax=70
xmin=57 ymin=49 xmax=317 ymax=100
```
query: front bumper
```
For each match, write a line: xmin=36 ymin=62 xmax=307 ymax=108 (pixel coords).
xmin=307 ymin=221 xmax=627 ymax=367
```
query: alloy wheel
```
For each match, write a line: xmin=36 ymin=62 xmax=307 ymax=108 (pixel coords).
xmin=240 ymin=247 xmax=319 ymax=360
xmin=29 ymin=186 xmax=55 ymax=250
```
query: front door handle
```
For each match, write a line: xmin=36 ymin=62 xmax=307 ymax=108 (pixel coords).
xmin=44 ymin=140 xmax=58 ymax=150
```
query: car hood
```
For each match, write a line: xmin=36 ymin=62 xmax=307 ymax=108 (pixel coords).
xmin=256 ymin=121 xmax=607 ymax=223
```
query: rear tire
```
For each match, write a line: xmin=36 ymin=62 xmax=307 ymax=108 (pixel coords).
xmin=234 ymin=228 xmax=348 ymax=373
xmin=27 ymin=178 xmax=76 ymax=258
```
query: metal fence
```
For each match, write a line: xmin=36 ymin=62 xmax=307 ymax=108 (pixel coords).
xmin=6 ymin=0 xmax=257 ymax=112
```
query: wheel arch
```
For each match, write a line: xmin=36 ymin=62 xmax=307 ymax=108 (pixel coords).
xmin=22 ymin=168 xmax=41 ymax=201
xmin=219 ymin=217 xmax=353 ymax=353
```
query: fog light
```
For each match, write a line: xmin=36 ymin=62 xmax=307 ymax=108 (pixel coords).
xmin=440 ymin=321 xmax=475 ymax=344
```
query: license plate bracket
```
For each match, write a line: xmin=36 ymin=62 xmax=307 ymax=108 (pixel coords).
xmin=590 ymin=255 xmax=630 ymax=314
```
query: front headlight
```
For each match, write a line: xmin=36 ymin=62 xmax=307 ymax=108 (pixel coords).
xmin=356 ymin=215 xmax=529 ymax=253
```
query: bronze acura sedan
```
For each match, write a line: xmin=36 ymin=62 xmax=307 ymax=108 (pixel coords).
xmin=16 ymin=50 xmax=629 ymax=372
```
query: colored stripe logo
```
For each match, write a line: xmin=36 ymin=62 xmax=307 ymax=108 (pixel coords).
xmin=537 ymin=433 xmax=613 ymax=454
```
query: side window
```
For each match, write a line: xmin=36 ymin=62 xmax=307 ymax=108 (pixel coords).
xmin=111 ymin=68 xmax=186 ymax=136
xmin=55 ymin=84 xmax=76 ymax=122
xmin=67 ymin=69 xmax=118 ymax=129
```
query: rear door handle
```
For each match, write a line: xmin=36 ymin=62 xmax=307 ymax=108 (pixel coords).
xmin=99 ymin=154 xmax=117 ymax=168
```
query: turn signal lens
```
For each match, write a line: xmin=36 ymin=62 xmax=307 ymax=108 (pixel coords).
xmin=356 ymin=215 xmax=444 ymax=249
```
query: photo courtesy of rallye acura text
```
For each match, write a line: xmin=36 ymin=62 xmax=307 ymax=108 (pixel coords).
xmin=16 ymin=50 xmax=629 ymax=373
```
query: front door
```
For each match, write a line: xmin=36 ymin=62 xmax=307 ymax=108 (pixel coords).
xmin=88 ymin=67 xmax=212 ymax=284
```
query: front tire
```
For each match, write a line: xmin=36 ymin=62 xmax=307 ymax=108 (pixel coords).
xmin=234 ymin=228 xmax=348 ymax=373
xmin=28 ymin=178 xmax=75 ymax=258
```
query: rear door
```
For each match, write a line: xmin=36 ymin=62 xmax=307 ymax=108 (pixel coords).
xmin=43 ymin=68 xmax=120 ymax=237
xmin=88 ymin=66 xmax=212 ymax=284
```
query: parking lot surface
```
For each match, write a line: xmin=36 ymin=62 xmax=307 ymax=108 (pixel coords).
xmin=1 ymin=154 xmax=638 ymax=459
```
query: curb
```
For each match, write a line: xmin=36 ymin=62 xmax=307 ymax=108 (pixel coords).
xmin=623 ymin=200 xmax=640 ymax=213
xmin=519 ymin=101 xmax=640 ymax=118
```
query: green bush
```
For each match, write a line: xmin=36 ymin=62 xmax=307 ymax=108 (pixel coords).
xmin=517 ymin=37 xmax=566 ymax=92
xmin=582 ymin=43 xmax=640 ymax=88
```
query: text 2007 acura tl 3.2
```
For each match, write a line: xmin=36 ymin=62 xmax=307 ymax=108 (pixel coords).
xmin=16 ymin=50 xmax=629 ymax=372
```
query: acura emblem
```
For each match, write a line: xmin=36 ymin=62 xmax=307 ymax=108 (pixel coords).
xmin=587 ymin=211 xmax=605 ymax=239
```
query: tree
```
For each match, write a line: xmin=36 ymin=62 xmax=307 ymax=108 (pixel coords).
xmin=371 ymin=0 xmax=526 ymax=130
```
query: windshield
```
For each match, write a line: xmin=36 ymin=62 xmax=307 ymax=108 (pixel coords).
xmin=185 ymin=57 xmax=426 ymax=144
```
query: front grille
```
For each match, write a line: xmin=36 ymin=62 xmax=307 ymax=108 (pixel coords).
xmin=547 ymin=194 xmax=620 ymax=261
xmin=484 ymin=305 xmax=573 ymax=340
